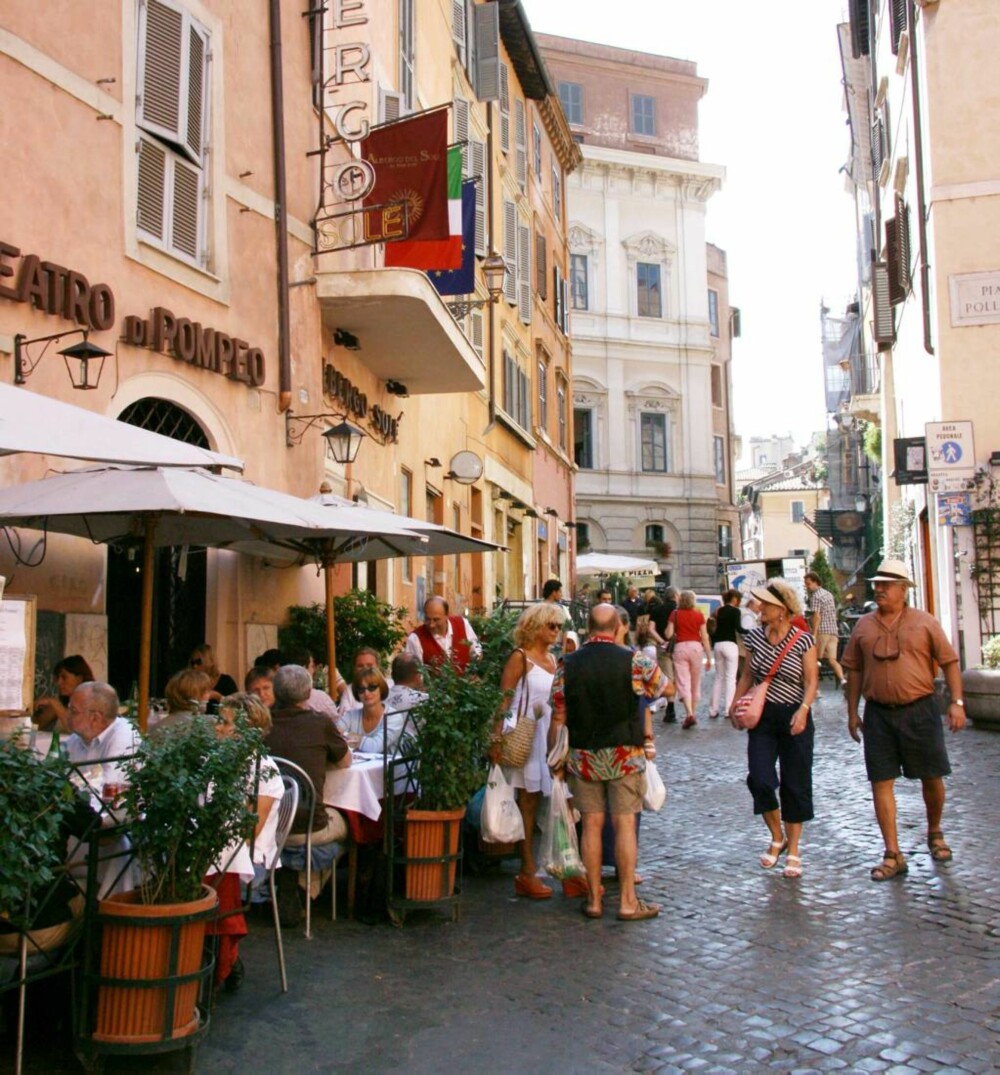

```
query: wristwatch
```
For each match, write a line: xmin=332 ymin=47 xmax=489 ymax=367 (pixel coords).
xmin=953 ymin=699 xmax=965 ymax=707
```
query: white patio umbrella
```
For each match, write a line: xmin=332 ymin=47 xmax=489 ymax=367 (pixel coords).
xmin=0 ymin=465 xmax=422 ymax=728
xmin=576 ymin=552 xmax=659 ymax=577
xmin=0 ymin=383 xmax=243 ymax=470
xmin=231 ymin=489 xmax=505 ymax=675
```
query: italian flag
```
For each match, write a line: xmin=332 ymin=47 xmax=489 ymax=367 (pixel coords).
xmin=385 ymin=145 xmax=464 ymax=271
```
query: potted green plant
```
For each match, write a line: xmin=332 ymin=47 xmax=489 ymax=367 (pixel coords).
xmin=91 ymin=714 xmax=263 ymax=1048
xmin=279 ymin=591 xmax=407 ymax=681
xmin=0 ymin=738 xmax=87 ymax=956
xmin=961 ymin=634 xmax=1000 ymax=729
xmin=402 ymin=612 xmax=511 ymax=902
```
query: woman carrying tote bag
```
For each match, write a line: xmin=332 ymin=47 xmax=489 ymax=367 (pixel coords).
xmin=497 ymin=603 xmax=563 ymax=900
xmin=730 ymin=579 xmax=818 ymax=879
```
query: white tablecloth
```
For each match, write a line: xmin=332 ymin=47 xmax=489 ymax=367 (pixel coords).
xmin=322 ymin=754 xmax=390 ymax=822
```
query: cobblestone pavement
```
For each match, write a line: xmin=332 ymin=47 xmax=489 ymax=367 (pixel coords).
xmin=12 ymin=682 xmax=1000 ymax=1073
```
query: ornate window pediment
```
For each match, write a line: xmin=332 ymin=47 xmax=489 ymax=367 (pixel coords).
xmin=622 ymin=230 xmax=675 ymax=266
xmin=568 ymin=221 xmax=603 ymax=255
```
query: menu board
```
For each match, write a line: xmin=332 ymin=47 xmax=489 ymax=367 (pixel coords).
xmin=0 ymin=596 xmax=36 ymax=714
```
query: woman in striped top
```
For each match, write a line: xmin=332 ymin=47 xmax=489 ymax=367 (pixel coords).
xmin=730 ymin=578 xmax=819 ymax=878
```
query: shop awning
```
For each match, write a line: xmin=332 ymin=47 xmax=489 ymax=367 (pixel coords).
xmin=0 ymin=383 xmax=244 ymax=471
xmin=314 ymin=268 xmax=485 ymax=395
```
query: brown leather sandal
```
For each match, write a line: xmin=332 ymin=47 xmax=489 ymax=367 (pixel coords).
xmin=870 ymin=849 xmax=908 ymax=882
xmin=927 ymin=831 xmax=953 ymax=862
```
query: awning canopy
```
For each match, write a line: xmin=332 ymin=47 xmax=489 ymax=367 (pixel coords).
xmin=315 ymin=268 xmax=485 ymax=395
xmin=0 ymin=384 xmax=244 ymax=471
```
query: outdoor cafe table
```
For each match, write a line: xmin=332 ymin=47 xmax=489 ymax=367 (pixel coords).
xmin=322 ymin=753 xmax=415 ymax=843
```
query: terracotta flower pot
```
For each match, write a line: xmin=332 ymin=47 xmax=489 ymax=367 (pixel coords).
xmin=0 ymin=895 xmax=84 ymax=957
xmin=94 ymin=884 xmax=218 ymax=1045
xmin=404 ymin=807 xmax=465 ymax=901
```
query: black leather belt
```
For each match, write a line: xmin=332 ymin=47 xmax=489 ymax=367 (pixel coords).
xmin=868 ymin=695 xmax=931 ymax=710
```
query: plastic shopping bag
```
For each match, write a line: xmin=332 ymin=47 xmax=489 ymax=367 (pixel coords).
xmin=643 ymin=760 xmax=666 ymax=812
xmin=481 ymin=764 xmax=525 ymax=844
xmin=541 ymin=777 xmax=585 ymax=880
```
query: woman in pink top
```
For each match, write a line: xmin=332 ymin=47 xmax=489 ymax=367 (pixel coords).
xmin=664 ymin=590 xmax=713 ymax=729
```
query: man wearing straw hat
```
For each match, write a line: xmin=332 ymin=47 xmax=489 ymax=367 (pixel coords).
xmin=841 ymin=559 xmax=965 ymax=882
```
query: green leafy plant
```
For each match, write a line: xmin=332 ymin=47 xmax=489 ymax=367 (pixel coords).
xmin=980 ymin=635 xmax=1000 ymax=670
xmin=121 ymin=714 xmax=264 ymax=905
xmin=808 ymin=548 xmax=841 ymax=605
xmin=0 ymin=739 xmax=82 ymax=931
xmin=279 ymin=590 xmax=407 ymax=677
xmin=862 ymin=421 xmax=882 ymax=465
xmin=410 ymin=608 xmax=513 ymax=811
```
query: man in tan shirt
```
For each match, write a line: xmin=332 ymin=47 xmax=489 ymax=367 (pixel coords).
xmin=841 ymin=560 xmax=965 ymax=882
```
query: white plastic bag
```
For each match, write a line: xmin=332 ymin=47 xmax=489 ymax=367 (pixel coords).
xmin=643 ymin=760 xmax=666 ymax=812
xmin=481 ymin=763 xmax=525 ymax=844
xmin=541 ymin=777 xmax=584 ymax=880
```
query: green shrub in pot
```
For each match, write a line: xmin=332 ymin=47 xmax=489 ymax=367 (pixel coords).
xmin=120 ymin=713 xmax=264 ymax=905
xmin=0 ymin=738 xmax=84 ymax=935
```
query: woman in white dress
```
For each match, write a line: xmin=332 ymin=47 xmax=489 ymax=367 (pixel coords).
xmin=498 ymin=603 xmax=564 ymax=900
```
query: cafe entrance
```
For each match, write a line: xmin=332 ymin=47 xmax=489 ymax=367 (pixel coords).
xmin=106 ymin=399 xmax=208 ymax=698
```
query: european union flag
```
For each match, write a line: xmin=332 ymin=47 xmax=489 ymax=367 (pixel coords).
xmin=430 ymin=181 xmax=476 ymax=297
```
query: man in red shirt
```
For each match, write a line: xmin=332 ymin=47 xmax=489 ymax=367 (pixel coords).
xmin=404 ymin=596 xmax=482 ymax=672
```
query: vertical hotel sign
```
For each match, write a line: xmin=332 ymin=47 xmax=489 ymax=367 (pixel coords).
xmin=313 ymin=0 xmax=409 ymax=251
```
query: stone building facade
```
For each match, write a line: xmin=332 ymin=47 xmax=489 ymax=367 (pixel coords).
xmin=537 ymin=34 xmax=737 ymax=594
xmin=0 ymin=0 xmax=576 ymax=697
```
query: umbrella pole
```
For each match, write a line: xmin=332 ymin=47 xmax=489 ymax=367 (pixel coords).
xmin=137 ymin=518 xmax=157 ymax=734
xmin=324 ymin=558 xmax=337 ymax=683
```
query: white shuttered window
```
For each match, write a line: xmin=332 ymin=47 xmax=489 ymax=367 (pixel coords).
xmin=136 ymin=0 xmax=210 ymax=266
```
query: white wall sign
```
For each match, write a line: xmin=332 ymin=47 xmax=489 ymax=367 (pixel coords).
xmin=949 ymin=271 xmax=1000 ymax=326
xmin=925 ymin=420 xmax=975 ymax=492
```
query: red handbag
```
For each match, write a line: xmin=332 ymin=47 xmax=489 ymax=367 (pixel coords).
xmin=731 ymin=629 xmax=803 ymax=731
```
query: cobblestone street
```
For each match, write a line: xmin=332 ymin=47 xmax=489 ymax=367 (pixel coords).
xmin=12 ymin=682 xmax=1000 ymax=1073
xmin=198 ymin=682 xmax=1000 ymax=1074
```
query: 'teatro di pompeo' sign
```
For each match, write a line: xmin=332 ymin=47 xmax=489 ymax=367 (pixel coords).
xmin=0 ymin=240 xmax=265 ymax=388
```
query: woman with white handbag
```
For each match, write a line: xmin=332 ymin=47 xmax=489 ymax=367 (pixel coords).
xmin=496 ymin=603 xmax=564 ymax=900
xmin=730 ymin=579 xmax=818 ymax=879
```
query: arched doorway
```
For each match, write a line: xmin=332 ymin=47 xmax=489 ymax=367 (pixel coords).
xmin=106 ymin=399 xmax=209 ymax=699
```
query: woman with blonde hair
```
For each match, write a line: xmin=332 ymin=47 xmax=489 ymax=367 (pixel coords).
xmin=189 ymin=643 xmax=239 ymax=703
xmin=664 ymin=590 xmax=712 ymax=729
xmin=731 ymin=578 xmax=818 ymax=879
xmin=497 ymin=602 xmax=564 ymax=899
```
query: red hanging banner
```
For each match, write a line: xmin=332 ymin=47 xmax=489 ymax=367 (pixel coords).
xmin=361 ymin=110 xmax=450 ymax=245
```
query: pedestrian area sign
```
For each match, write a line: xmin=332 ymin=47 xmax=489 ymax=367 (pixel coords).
xmin=925 ymin=420 xmax=975 ymax=492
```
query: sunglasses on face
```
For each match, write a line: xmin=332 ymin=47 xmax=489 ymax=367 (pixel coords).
xmin=357 ymin=683 xmax=380 ymax=694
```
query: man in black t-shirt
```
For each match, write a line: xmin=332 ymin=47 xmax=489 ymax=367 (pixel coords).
xmin=650 ymin=588 xmax=678 ymax=722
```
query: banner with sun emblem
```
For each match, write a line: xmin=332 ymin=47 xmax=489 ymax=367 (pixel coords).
xmin=361 ymin=108 xmax=450 ymax=249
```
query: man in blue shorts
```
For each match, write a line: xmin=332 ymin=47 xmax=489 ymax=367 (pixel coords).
xmin=842 ymin=560 xmax=965 ymax=881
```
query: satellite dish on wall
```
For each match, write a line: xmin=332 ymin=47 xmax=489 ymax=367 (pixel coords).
xmin=448 ymin=450 xmax=484 ymax=485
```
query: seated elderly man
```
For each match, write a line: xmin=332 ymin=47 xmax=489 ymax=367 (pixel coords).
xmin=266 ymin=664 xmax=351 ymax=925
xmin=64 ymin=681 xmax=141 ymax=897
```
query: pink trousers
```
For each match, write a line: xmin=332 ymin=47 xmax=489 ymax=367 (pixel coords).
xmin=672 ymin=641 xmax=705 ymax=714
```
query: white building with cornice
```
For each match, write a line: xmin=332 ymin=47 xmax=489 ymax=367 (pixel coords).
xmin=537 ymin=35 xmax=738 ymax=593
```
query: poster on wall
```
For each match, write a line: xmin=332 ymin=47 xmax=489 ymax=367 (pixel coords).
xmin=726 ymin=561 xmax=767 ymax=596
xmin=938 ymin=493 xmax=972 ymax=527
xmin=782 ymin=557 xmax=809 ymax=608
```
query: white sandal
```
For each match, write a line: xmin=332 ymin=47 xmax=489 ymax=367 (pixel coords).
xmin=782 ymin=854 xmax=802 ymax=879
xmin=759 ymin=838 xmax=788 ymax=869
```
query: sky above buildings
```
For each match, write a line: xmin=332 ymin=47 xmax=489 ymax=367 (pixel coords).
xmin=523 ymin=0 xmax=858 ymax=461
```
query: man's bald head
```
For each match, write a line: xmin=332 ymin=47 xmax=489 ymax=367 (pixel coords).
xmin=588 ymin=602 xmax=620 ymax=636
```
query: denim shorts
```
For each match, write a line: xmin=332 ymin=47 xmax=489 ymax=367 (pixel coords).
xmin=862 ymin=696 xmax=951 ymax=782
